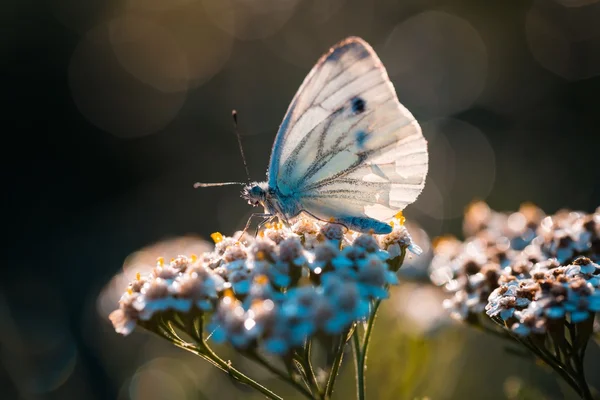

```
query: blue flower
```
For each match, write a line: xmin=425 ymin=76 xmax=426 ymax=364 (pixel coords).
xmin=227 ymin=265 xmax=253 ymax=295
xmin=310 ymin=242 xmax=342 ymax=274
xmin=355 ymin=254 xmax=398 ymax=299
xmin=320 ymin=274 xmax=370 ymax=332
xmin=208 ymin=295 xmax=253 ymax=348
xmin=172 ymin=268 xmax=225 ymax=311
xmin=251 ymin=259 xmax=291 ymax=287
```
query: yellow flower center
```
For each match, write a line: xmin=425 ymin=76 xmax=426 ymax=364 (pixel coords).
xmin=394 ymin=211 xmax=406 ymax=226
xmin=254 ymin=274 xmax=269 ymax=285
xmin=211 ymin=232 xmax=224 ymax=243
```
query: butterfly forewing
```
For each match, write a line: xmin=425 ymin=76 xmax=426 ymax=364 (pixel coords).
xmin=268 ymin=37 xmax=428 ymax=232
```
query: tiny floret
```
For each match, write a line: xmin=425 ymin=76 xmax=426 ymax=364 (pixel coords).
xmin=211 ymin=232 xmax=224 ymax=244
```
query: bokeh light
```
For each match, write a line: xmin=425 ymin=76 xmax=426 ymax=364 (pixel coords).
xmin=107 ymin=3 xmax=235 ymax=92
xmin=552 ymin=0 xmax=600 ymax=8
xmin=202 ymin=0 xmax=300 ymax=41
xmin=126 ymin=0 xmax=196 ymax=11
xmin=128 ymin=358 xmax=194 ymax=400
xmin=261 ymin=1 xmax=375 ymax=69
xmin=308 ymin=0 xmax=348 ymax=24
xmin=526 ymin=0 xmax=600 ymax=81
xmin=108 ymin=15 xmax=190 ymax=93
xmin=134 ymin=1 xmax=234 ymax=90
xmin=408 ymin=118 xmax=496 ymax=235
xmin=0 ymin=286 xmax=78 ymax=397
xmin=390 ymin=283 xmax=450 ymax=336
xmin=69 ymin=21 xmax=187 ymax=138
xmin=381 ymin=11 xmax=488 ymax=117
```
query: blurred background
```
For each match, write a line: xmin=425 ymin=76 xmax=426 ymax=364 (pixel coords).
xmin=4 ymin=0 xmax=600 ymax=398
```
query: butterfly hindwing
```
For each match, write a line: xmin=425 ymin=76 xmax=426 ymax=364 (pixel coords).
xmin=268 ymin=37 xmax=428 ymax=233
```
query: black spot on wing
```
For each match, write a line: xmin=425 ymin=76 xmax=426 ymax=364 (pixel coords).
xmin=355 ymin=130 xmax=368 ymax=149
xmin=351 ymin=97 xmax=365 ymax=114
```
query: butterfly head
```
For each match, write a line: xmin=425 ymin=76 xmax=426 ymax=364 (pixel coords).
xmin=242 ymin=182 xmax=269 ymax=207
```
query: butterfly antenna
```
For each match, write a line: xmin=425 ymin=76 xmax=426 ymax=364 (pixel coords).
xmin=193 ymin=182 xmax=245 ymax=188
xmin=192 ymin=111 xmax=251 ymax=189
xmin=232 ymin=110 xmax=251 ymax=183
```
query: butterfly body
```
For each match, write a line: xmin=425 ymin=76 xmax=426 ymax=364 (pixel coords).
xmin=239 ymin=37 xmax=428 ymax=235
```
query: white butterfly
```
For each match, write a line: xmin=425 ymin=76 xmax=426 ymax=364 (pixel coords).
xmin=200 ymin=37 xmax=428 ymax=234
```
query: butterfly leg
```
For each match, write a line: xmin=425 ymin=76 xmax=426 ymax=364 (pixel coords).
xmin=239 ymin=213 xmax=272 ymax=241
xmin=255 ymin=215 xmax=276 ymax=237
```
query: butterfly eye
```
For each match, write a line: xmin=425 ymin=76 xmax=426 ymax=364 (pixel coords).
xmin=351 ymin=97 xmax=365 ymax=114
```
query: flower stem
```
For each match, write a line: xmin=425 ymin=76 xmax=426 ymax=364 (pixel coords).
xmin=571 ymin=339 xmax=594 ymax=400
xmin=352 ymin=300 xmax=382 ymax=400
xmin=295 ymin=342 xmax=323 ymax=399
xmin=325 ymin=329 xmax=352 ymax=399
xmin=516 ymin=335 xmax=583 ymax=399
xmin=154 ymin=326 xmax=224 ymax=371
xmin=489 ymin=315 xmax=594 ymax=398
xmin=244 ymin=350 xmax=316 ymax=400
xmin=164 ymin=316 xmax=283 ymax=400
xmin=352 ymin=332 xmax=365 ymax=400
xmin=201 ymin=344 xmax=284 ymax=400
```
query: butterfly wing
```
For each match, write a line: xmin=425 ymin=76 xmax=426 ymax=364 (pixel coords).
xmin=268 ymin=37 xmax=428 ymax=233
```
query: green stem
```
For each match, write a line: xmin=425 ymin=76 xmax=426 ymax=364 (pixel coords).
xmin=574 ymin=360 xmax=594 ymax=400
xmin=353 ymin=300 xmax=382 ymax=400
xmin=288 ymin=356 xmax=312 ymax=394
xmin=295 ymin=342 xmax=323 ymax=399
xmin=517 ymin=336 xmax=582 ymax=399
xmin=489 ymin=316 xmax=587 ymax=398
xmin=244 ymin=351 xmax=315 ymax=400
xmin=202 ymin=344 xmax=284 ymax=400
xmin=571 ymin=338 xmax=594 ymax=400
xmin=304 ymin=341 xmax=322 ymax=397
xmin=165 ymin=318 xmax=283 ymax=400
xmin=155 ymin=324 xmax=227 ymax=371
xmin=352 ymin=331 xmax=365 ymax=400
xmin=361 ymin=301 xmax=381 ymax=355
xmin=325 ymin=329 xmax=351 ymax=398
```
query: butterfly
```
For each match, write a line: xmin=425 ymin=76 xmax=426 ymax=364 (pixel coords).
xmin=198 ymin=37 xmax=428 ymax=234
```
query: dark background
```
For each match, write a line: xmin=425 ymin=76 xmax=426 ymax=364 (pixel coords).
xmin=4 ymin=0 xmax=600 ymax=399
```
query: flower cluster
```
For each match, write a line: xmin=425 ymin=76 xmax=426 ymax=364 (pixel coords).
xmin=486 ymin=256 xmax=600 ymax=335
xmin=430 ymin=202 xmax=600 ymax=399
xmin=430 ymin=201 xmax=600 ymax=334
xmin=110 ymin=215 xmax=418 ymax=355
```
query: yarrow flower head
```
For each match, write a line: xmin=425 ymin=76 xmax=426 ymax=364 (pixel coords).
xmin=430 ymin=202 xmax=600 ymax=399
xmin=105 ymin=213 xmax=421 ymax=400
xmin=430 ymin=202 xmax=600 ymax=327
xmin=109 ymin=214 xmax=417 ymax=355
